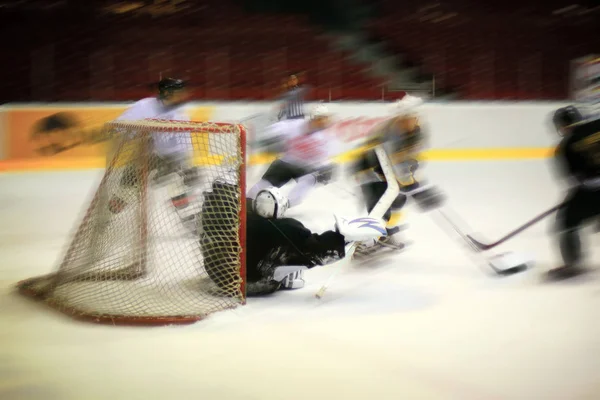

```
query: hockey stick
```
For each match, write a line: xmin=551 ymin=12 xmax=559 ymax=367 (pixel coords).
xmin=331 ymin=175 xmax=528 ymax=276
xmin=314 ymin=241 xmax=359 ymax=299
xmin=433 ymin=208 xmax=529 ymax=276
xmin=316 ymin=146 xmax=400 ymax=298
xmin=330 ymin=180 xmax=361 ymax=200
xmin=466 ymin=203 xmax=563 ymax=251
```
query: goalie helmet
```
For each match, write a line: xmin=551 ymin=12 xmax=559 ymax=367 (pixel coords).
xmin=254 ymin=187 xmax=289 ymax=219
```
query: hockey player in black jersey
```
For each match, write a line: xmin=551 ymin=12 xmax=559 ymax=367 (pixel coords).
xmin=549 ymin=106 xmax=600 ymax=279
xmin=350 ymin=95 xmax=444 ymax=255
xmin=200 ymin=181 xmax=387 ymax=296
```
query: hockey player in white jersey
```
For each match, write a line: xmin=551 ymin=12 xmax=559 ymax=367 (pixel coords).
xmin=247 ymin=104 xmax=340 ymax=210
xmin=107 ymin=78 xmax=200 ymax=231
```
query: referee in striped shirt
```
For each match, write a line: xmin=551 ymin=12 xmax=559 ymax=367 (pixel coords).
xmin=277 ymin=73 xmax=308 ymax=121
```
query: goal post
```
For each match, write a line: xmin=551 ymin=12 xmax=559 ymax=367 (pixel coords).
xmin=16 ymin=119 xmax=247 ymax=326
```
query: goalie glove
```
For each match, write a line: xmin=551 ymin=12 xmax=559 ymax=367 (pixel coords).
xmin=334 ymin=215 xmax=387 ymax=242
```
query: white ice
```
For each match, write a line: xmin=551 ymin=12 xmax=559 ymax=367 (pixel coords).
xmin=1 ymin=160 xmax=599 ymax=400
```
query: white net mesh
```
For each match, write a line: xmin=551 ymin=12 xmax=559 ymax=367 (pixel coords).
xmin=17 ymin=119 xmax=247 ymax=325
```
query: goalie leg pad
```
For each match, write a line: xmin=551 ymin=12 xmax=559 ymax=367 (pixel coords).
xmin=335 ymin=215 xmax=387 ymax=242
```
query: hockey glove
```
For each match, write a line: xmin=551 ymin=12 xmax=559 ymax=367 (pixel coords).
xmin=402 ymin=158 xmax=419 ymax=174
xmin=411 ymin=186 xmax=445 ymax=212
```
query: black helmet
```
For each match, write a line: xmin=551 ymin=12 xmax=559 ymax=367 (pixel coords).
xmin=158 ymin=77 xmax=186 ymax=99
xmin=552 ymin=106 xmax=582 ymax=134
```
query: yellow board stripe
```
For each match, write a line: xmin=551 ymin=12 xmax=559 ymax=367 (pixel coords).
xmin=0 ymin=147 xmax=555 ymax=172
xmin=420 ymin=147 xmax=554 ymax=160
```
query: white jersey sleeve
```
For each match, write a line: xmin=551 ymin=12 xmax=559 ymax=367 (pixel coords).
xmin=113 ymin=98 xmax=157 ymax=142
xmin=116 ymin=98 xmax=158 ymax=121
xmin=115 ymin=98 xmax=192 ymax=158
xmin=261 ymin=119 xmax=305 ymax=142
xmin=325 ymin=133 xmax=344 ymax=161
xmin=153 ymin=107 xmax=192 ymax=158
xmin=280 ymin=121 xmax=338 ymax=169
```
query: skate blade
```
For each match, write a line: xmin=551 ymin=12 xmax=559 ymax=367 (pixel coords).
xmin=544 ymin=266 xmax=589 ymax=282
xmin=353 ymin=240 xmax=410 ymax=260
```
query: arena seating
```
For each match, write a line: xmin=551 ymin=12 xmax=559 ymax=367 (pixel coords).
xmin=366 ymin=0 xmax=598 ymax=99
xmin=0 ymin=0 xmax=386 ymax=103
xmin=1 ymin=0 xmax=595 ymax=102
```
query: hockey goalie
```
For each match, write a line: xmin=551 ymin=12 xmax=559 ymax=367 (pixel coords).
xmin=200 ymin=181 xmax=386 ymax=297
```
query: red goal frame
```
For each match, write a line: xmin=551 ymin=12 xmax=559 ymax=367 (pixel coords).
xmin=16 ymin=119 xmax=247 ymax=326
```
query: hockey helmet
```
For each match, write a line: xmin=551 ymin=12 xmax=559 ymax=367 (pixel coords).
xmin=310 ymin=104 xmax=331 ymax=119
xmin=158 ymin=77 xmax=187 ymax=99
xmin=390 ymin=94 xmax=423 ymax=118
xmin=254 ymin=187 xmax=289 ymax=219
xmin=309 ymin=104 xmax=332 ymax=130
xmin=552 ymin=105 xmax=582 ymax=135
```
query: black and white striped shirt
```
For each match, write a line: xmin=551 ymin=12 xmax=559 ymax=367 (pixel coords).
xmin=278 ymin=86 xmax=307 ymax=120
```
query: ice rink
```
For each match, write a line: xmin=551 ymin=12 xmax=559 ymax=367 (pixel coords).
xmin=1 ymin=159 xmax=599 ymax=400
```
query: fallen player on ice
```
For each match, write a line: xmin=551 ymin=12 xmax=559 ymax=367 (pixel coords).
xmin=199 ymin=182 xmax=387 ymax=297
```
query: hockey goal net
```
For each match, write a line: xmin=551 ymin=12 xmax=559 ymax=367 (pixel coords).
xmin=16 ymin=119 xmax=247 ymax=325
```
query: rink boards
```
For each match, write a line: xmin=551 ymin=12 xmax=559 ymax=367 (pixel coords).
xmin=0 ymin=101 xmax=570 ymax=171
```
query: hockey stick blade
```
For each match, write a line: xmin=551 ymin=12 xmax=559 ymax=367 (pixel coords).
xmin=436 ymin=210 xmax=530 ymax=277
xmin=489 ymin=261 xmax=527 ymax=276
xmin=466 ymin=204 xmax=563 ymax=251
xmin=498 ymin=266 xmax=527 ymax=275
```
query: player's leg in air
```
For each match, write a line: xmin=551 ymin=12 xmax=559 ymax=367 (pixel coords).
xmin=285 ymin=163 xmax=336 ymax=208
xmin=247 ymin=104 xmax=338 ymax=210
xmin=246 ymin=159 xmax=308 ymax=209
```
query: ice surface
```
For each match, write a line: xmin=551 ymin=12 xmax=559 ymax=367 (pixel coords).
xmin=0 ymin=161 xmax=599 ymax=400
